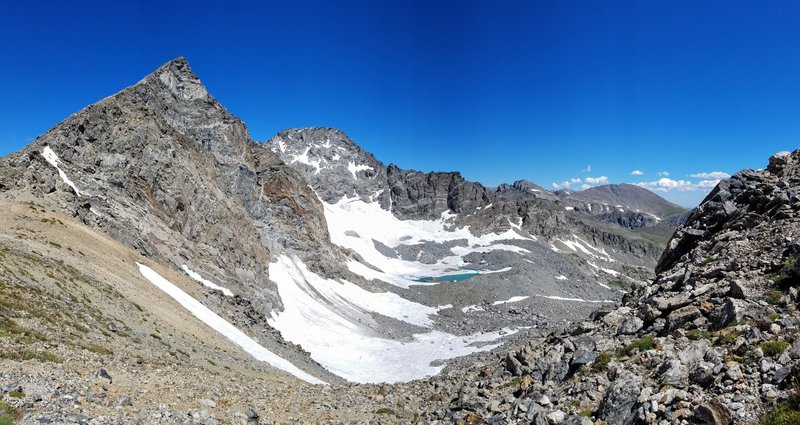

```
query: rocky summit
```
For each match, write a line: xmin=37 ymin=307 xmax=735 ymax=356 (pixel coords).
xmin=0 ymin=57 xmax=794 ymax=425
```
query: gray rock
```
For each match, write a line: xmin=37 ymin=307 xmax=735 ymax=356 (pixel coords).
xmin=617 ymin=317 xmax=644 ymax=335
xmin=596 ymin=372 xmax=642 ymax=425
xmin=658 ymin=359 xmax=689 ymax=388
xmin=97 ymin=368 xmax=112 ymax=383
xmin=666 ymin=305 xmax=703 ymax=332
xmin=695 ymin=399 xmax=732 ymax=425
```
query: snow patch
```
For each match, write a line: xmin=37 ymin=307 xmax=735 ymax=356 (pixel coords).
xmin=42 ymin=146 xmax=81 ymax=196
xmin=555 ymin=275 xmax=568 ymax=281
xmin=291 ymin=147 xmax=323 ymax=174
xmin=556 ymin=235 xmax=615 ymax=262
xmin=462 ymin=305 xmax=485 ymax=313
xmin=136 ymin=263 xmax=323 ymax=384
xmin=324 ymin=196 xmax=533 ymax=288
xmin=538 ymin=295 xmax=614 ymax=304
xmin=347 ymin=162 xmax=374 ymax=179
xmin=181 ymin=265 xmax=234 ymax=297
xmin=492 ymin=296 xmax=529 ymax=305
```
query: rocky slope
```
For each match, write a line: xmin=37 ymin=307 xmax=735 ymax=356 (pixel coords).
xmin=375 ymin=149 xmax=800 ymax=424
xmin=268 ymin=128 xmax=669 ymax=295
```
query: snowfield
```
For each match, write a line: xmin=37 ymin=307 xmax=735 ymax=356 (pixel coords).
xmin=267 ymin=255 xmax=517 ymax=383
xmin=137 ymin=263 xmax=324 ymax=384
xmin=324 ymin=196 xmax=533 ymax=288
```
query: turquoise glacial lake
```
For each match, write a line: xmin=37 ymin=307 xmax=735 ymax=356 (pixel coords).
xmin=415 ymin=272 xmax=480 ymax=283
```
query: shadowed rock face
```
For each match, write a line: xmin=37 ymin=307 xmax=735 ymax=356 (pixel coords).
xmin=0 ymin=58 xmax=339 ymax=312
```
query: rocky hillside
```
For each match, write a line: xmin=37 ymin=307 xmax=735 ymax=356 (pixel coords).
xmin=269 ymin=127 xmax=669 ymax=282
xmin=380 ymin=149 xmax=800 ymax=424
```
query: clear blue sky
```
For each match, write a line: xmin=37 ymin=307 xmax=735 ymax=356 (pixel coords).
xmin=2 ymin=1 xmax=800 ymax=207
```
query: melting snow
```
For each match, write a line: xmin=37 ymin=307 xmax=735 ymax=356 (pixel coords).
xmin=492 ymin=296 xmax=529 ymax=305
xmin=291 ymin=147 xmax=323 ymax=174
xmin=136 ymin=263 xmax=323 ymax=384
xmin=267 ymin=255 xmax=516 ymax=383
xmin=347 ymin=162 xmax=374 ymax=179
xmin=42 ymin=147 xmax=81 ymax=196
xmin=181 ymin=265 xmax=234 ymax=297
xmin=462 ymin=305 xmax=485 ymax=313
xmin=556 ymin=235 xmax=615 ymax=262
xmin=324 ymin=196 xmax=533 ymax=288
xmin=538 ymin=295 xmax=614 ymax=304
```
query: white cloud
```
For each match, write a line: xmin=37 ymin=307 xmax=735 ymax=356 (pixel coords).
xmin=584 ymin=176 xmax=609 ymax=185
xmin=658 ymin=171 xmax=670 ymax=177
xmin=551 ymin=177 xmax=583 ymax=190
xmin=582 ymin=165 xmax=592 ymax=173
xmin=636 ymin=178 xmax=695 ymax=192
xmin=636 ymin=176 xmax=726 ymax=193
xmin=690 ymin=171 xmax=730 ymax=180
xmin=581 ymin=184 xmax=591 ymax=190
xmin=630 ymin=170 xmax=643 ymax=176
xmin=696 ymin=180 xmax=722 ymax=188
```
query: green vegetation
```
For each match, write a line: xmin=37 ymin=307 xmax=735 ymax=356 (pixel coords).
xmin=593 ymin=352 xmax=612 ymax=371
xmin=762 ymin=393 xmax=800 ymax=425
xmin=769 ymin=313 xmax=781 ymax=322
xmin=616 ymin=336 xmax=656 ymax=357
xmin=721 ymin=329 xmax=744 ymax=345
xmin=206 ymin=359 xmax=217 ymax=366
xmin=687 ymin=329 xmax=712 ymax=340
xmin=774 ymin=255 xmax=800 ymax=289
xmin=761 ymin=340 xmax=790 ymax=357
xmin=375 ymin=408 xmax=395 ymax=415
xmin=7 ymin=391 xmax=23 ymax=399
xmin=0 ymin=399 xmax=16 ymax=425
xmin=766 ymin=290 xmax=784 ymax=305
xmin=0 ymin=316 xmax=46 ymax=343
xmin=78 ymin=342 xmax=113 ymax=356
xmin=0 ymin=349 xmax=62 ymax=363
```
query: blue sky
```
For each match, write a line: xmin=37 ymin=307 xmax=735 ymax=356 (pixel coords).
xmin=2 ymin=1 xmax=800 ymax=207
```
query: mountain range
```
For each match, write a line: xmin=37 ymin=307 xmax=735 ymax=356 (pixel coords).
xmin=0 ymin=58 xmax=793 ymax=424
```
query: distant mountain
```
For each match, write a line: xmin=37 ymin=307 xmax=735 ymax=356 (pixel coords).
xmin=542 ymin=183 xmax=690 ymax=231
xmin=564 ymin=183 xmax=687 ymax=220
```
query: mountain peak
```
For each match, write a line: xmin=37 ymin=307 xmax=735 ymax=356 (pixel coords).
xmin=138 ymin=56 xmax=208 ymax=101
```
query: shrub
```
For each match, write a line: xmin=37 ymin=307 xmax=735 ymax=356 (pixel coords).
xmin=761 ymin=340 xmax=790 ymax=357
xmin=761 ymin=393 xmax=800 ymax=425
xmin=593 ymin=352 xmax=612 ymax=371
xmin=616 ymin=337 xmax=655 ymax=357
xmin=766 ymin=290 xmax=784 ymax=305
